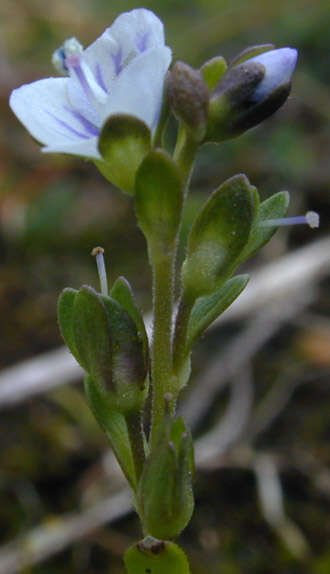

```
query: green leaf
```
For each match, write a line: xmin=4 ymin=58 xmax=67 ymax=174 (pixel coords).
xmin=135 ymin=150 xmax=183 ymax=250
xmin=240 ymin=190 xmax=290 ymax=262
xmin=124 ymin=538 xmax=191 ymax=574
xmin=73 ymin=286 xmax=113 ymax=392
xmin=169 ymin=417 xmax=187 ymax=450
xmin=73 ymin=286 xmax=147 ymax=413
xmin=57 ymin=288 xmax=81 ymax=365
xmin=200 ymin=56 xmax=227 ymax=91
xmin=229 ymin=44 xmax=275 ymax=68
xmin=96 ymin=114 xmax=151 ymax=195
xmin=138 ymin=416 xmax=194 ymax=540
xmin=174 ymin=431 xmax=194 ymax=523
xmin=182 ymin=174 xmax=257 ymax=301
xmin=101 ymin=294 xmax=148 ymax=412
xmin=186 ymin=274 xmax=249 ymax=350
xmin=84 ymin=375 xmax=137 ymax=489
xmin=110 ymin=276 xmax=149 ymax=365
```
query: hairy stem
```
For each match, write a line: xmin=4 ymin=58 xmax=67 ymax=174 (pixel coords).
xmin=149 ymin=126 xmax=197 ymax=449
xmin=173 ymin=124 xmax=198 ymax=189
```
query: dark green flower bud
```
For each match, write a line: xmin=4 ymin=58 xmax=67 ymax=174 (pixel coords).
xmin=168 ymin=61 xmax=209 ymax=141
xmin=206 ymin=46 xmax=298 ymax=141
xmin=57 ymin=285 xmax=148 ymax=413
xmin=138 ymin=415 xmax=194 ymax=540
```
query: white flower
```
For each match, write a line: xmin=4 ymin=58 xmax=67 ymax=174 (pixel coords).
xmin=9 ymin=9 xmax=172 ymax=160
xmin=247 ymin=47 xmax=298 ymax=103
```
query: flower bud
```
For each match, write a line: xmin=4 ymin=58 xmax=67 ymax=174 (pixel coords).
xmin=206 ymin=46 xmax=298 ymax=141
xmin=168 ymin=61 xmax=209 ymax=141
xmin=138 ymin=415 xmax=194 ymax=540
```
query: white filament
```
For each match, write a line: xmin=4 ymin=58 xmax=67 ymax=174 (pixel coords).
xmin=260 ymin=211 xmax=319 ymax=230
xmin=92 ymin=246 xmax=108 ymax=296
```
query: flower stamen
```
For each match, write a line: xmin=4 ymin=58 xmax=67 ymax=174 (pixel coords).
xmin=52 ymin=38 xmax=83 ymax=75
xmin=53 ymin=37 xmax=107 ymax=117
xmin=92 ymin=246 xmax=109 ymax=296
xmin=260 ymin=210 xmax=319 ymax=229
xmin=66 ymin=56 xmax=107 ymax=113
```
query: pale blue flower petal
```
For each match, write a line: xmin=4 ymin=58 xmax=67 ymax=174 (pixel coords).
xmin=66 ymin=58 xmax=106 ymax=127
xmin=42 ymin=136 xmax=100 ymax=159
xmin=80 ymin=9 xmax=165 ymax=97
xmin=9 ymin=77 xmax=100 ymax=155
xmin=82 ymin=30 xmax=120 ymax=95
xmin=10 ymin=8 xmax=171 ymax=160
xmin=103 ymin=46 xmax=172 ymax=132
xmin=110 ymin=8 xmax=165 ymax=55
xmin=249 ymin=48 xmax=298 ymax=102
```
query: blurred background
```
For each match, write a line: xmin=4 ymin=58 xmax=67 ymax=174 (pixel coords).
xmin=0 ymin=0 xmax=330 ymax=572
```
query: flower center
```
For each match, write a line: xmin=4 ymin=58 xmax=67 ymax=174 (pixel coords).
xmin=53 ymin=38 xmax=107 ymax=121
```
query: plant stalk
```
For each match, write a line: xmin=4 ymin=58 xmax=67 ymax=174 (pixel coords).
xmin=149 ymin=246 xmax=176 ymax=449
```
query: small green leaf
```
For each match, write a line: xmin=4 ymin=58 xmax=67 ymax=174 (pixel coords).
xmin=240 ymin=190 xmax=290 ymax=262
xmin=169 ymin=417 xmax=187 ymax=450
xmin=72 ymin=286 xmax=147 ymax=413
xmin=182 ymin=174 xmax=257 ymax=301
xmin=174 ymin=431 xmax=194 ymax=520
xmin=101 ymin=294 xmax=148 ymax=412
xmin=110 ymin=276 xmax=149 ymax=364
xmin=200 ymin=56 xmax=227 ymax=91
xmin=96 ymin=114 xmax=151 ymax=194
xmin=84 ymin=375 xmax=137 ymax=489
xmin=135 ymin=150 xmax=183 ymax=250
xmin=138 ymin=416 xmax=194 ymax=540
xmin=186 ymin=274 xmax=249 ymax=350
xmin=124 ymin=538 xmax=191 ymax=574
xmin=73 ymin=286 xmax=113 ymax=392
xmin=229 ymin=44 xmax=275 ymax=68
xmin=57 ymin=288 xmax=81 ymax=364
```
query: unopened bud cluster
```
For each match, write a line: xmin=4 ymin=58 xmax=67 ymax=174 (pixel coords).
xmin=167 ymin=44 xmax=298 ymax=143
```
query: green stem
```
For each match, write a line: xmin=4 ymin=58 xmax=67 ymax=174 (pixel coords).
xmin=171 ymin=127 xmax=198 ymax=378
xmin=149 ymin=126 xmax=198 ymax=450
xmin=126 ymin=410 xmax=146 ymax=485
xmin=173 ymin=124 xmax=198 ymax=189
xmin=150 ymin=247 xmax=176 ymax=449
